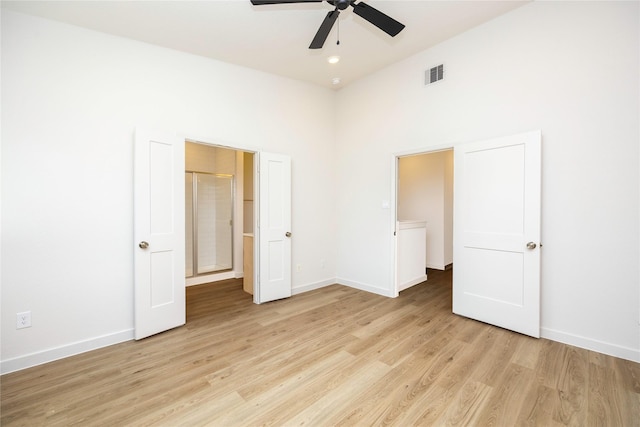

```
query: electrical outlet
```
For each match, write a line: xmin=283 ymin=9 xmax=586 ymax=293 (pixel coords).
xmin=296 ymin=264 xmax=302 ymax=272
xmin=320 ymin=259 xmax=325 ymax=269
xmin=16 ymin=311 xmax=31 ymax=329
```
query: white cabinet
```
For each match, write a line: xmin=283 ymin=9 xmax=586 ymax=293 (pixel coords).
xmin=397 ymin=220 xmax=428 ymax=292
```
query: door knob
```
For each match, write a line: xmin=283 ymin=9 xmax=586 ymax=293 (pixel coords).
xmin=526 ymin=242 xmax=537 ymax=250
xmin=285 ymin=232 xmax=292 ymax=238
xmin=139 ymin=241 xmax=149 ymax=249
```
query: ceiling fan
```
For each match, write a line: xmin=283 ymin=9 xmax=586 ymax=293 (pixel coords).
xmin=250 ymin=0 xmax=405 ymax=49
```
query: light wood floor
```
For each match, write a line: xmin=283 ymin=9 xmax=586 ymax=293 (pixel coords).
xmin=2 ymin=270 xmax=639 ymax=426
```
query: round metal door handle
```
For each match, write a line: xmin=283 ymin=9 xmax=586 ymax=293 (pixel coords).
xmin=526 ymin=242 xmax=537 ymax=250
xmin=285 ymin=232 xmax=292 ymax=238
xmin=139 ymin=241 xmax=149 ymax=249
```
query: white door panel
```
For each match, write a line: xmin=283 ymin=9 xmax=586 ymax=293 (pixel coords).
xmin=134 ymin=128 xmax=185 ymax=339
xmin=453 ymin=131 xmax=541 ymax=337
xmin=257 ymin=152 xmax=292 ymax=303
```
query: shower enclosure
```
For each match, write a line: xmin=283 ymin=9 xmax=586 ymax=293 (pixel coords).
xmin=185 ymin=171 xmax=234 ymax=277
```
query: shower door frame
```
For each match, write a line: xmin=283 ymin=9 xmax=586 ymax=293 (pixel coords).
xmin=186 ymin=170 xmax=235 ymax=278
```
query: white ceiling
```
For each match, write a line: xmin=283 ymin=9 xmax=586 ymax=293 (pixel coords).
xmin=2 ymin=0 xmax=528 ymax=89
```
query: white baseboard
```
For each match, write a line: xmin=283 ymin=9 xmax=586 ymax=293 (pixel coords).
xmin=541 ymin=327 xmax=640 ymax=363
xmin=336 ymin=277 xmax=395 ymax=297
xmin=292 ymin=278 xmax=335 ymax=295
xmin=5 ymin=301 xmax=636 ymax=376
xmin=1 ymin=329 xmax=134 ymax=375
xmin=398 ymin=275 xmax=428 ymax=292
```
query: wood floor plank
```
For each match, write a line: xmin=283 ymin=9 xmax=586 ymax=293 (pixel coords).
xmin=515 ymin=383 xmax=566 ymax=427
xmin=471 ymin=326 xmax=519 ymax=387
xmin=329 ymin=336 xmax=468 ymax=426
xmin=536 ymin=339 xmax=569 ymax=389
xmin=553 ymin=346 xmax=589 ymax=426
xmin=511 ymin=335 xmax=543 ymax=370
xmin=145 ymin=390 xmax=246 ymax=426
xmin=376 ymin=308 xmax=454 ymax=367
xmin=236 ymin=352 xmax=363 ymax=426
xmin=397 ymin=326 xmax=508 ymax=426
xmin=212 ymin=331 xmax=359 ymax=402
xmin=587 ymin=361 xmax=625 ymax=426
xmin=361 ymin=339 xmax=471 ymax=426
xmin=279 ymin=360 xmax=392 ymax=427
xmin=474 ymin=362 xmax=536 ymax=425
xmin=2 ymin=269 xmax=639 ymax=426
xmin=437 ymin=379 xmax=493 ymax=426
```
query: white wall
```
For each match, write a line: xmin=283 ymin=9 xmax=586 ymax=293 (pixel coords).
xmin=335 ymin=1 xmax=640 ymax=361
xmin=398 ymin=151 xmax=453 ymax=270
xmin=1 ymin=10 xmax=337 ymax=372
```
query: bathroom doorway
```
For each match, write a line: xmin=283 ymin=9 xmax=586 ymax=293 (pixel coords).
xmin=185 ymin=171 xmax=234 ymax=277
xmin=185 ymin=141 xmax=241 ymax=285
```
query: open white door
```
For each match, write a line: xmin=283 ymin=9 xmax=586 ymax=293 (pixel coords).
xmin=453 ymin=131 xmax=541 ymax=337
xmin=256 ymin=152 xmax=292 ymax=303
xmin=134 ymin=128 xmax=185 ymax=339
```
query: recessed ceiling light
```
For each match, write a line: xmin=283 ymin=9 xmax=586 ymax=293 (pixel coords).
xmin=327 ymin=56 xmax=340 ymax=64
xmin=332 ymin=77 xmax=341 ymax=85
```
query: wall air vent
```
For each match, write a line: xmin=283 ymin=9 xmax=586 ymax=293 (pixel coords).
xmin=425 ymin=64 xmax=444 ymax=86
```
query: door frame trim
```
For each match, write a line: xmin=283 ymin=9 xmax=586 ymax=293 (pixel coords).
xmin=391 ymin=143 xmax=454 ymax=297
xmin=180 ymin=134 xmax=261 ymax=303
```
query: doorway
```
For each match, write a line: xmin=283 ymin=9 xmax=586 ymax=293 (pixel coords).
xmin=134 ymin=129 xmax=292 ymax=339
xmin=185 ymin=171 xmax=234 ymax=277
xmin=395 ymin=149 xmax=454 ymax=294
xmin=392 ymin=131 xmax=542 ymax=337
xmin=181 ymin=140 xmax=292 ymax=303
xmin=184 ymin=141 xmax=254 ymax=288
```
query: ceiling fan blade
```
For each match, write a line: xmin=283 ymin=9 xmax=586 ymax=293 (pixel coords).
xmin=309 ymin=10 xmax=339 ymax=49
xmin=352 ymin=2 xmax=405 ymax=37
xmin=250 ymin=0 xmax=322 ymax=5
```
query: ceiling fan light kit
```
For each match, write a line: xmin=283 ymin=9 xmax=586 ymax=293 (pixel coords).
xmin=250 ymin=0 xmax=405 ymax=49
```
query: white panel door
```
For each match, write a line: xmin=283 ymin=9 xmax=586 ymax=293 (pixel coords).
xmin=257 ymin=152 xmax=292 ymax=303
xmin=134 ymin=128 xmax=185 ymax=339
xmin=453 ymin=131 xmax=541 ymax=337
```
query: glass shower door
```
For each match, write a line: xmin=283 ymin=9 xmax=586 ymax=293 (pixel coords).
xmin=186 ymin=172 xmax=234 ymax=277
